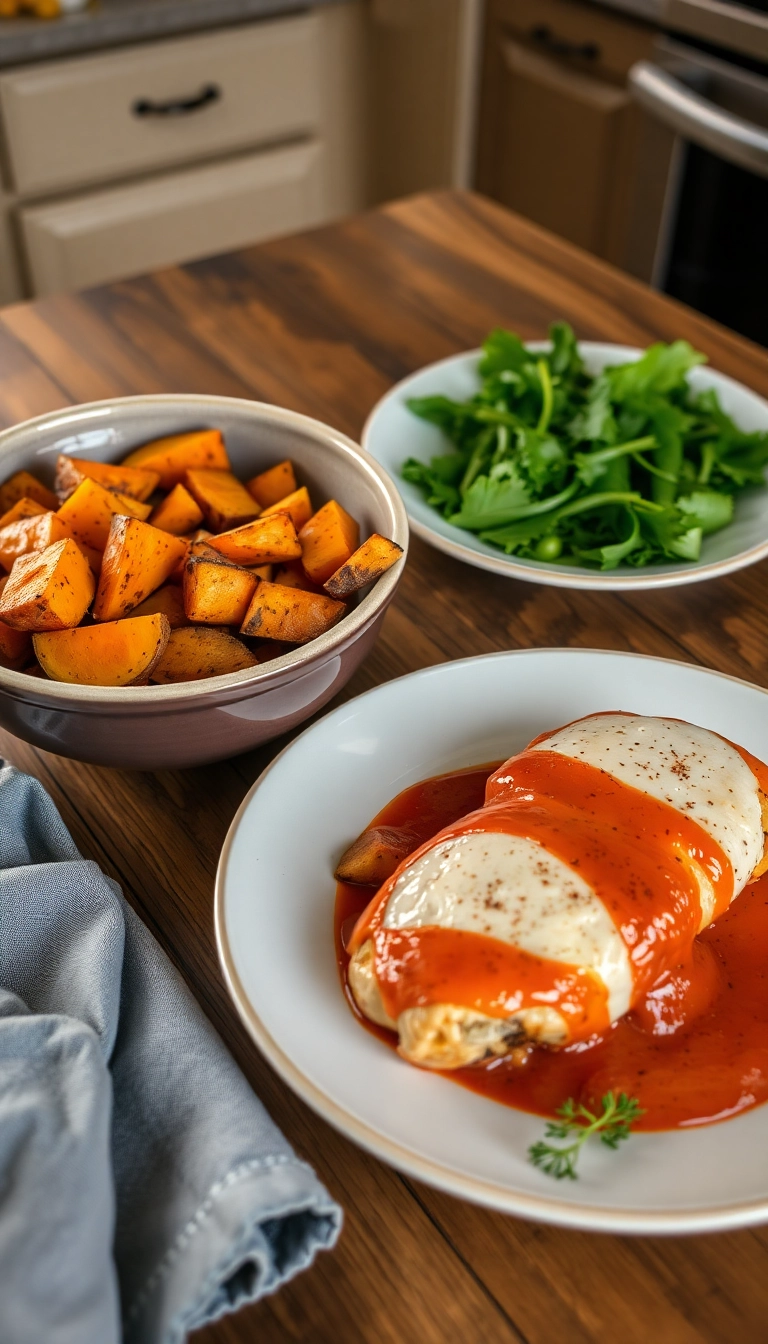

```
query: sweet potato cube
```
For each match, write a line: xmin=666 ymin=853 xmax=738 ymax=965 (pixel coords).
xmin=150 ymin=627 xmax=259 ymax=683
xmin=184 ymin=469 xmax=261 ymax=533
xmin=0 ymin=538 xmax=95 ymax=631
xmin=54 ymin=455 xmax=160 ymax=503
xmin=273 ymin=560 xmax=324 ymax=594
xmin=299 ymin=500 xmax=360 ymax=585
xmin=0 ymin=496 xmax=47 ymax=530
xmin=247 ymin=460 xmax=297 ymax=508
xmin=75 ymin=539 xmax=103 ymax=574
xmin=207 ymin=513 xmax=301 ymax=567
xmin=93 ymin=516 xmax=188 ymax=621
xmin=34 ymin=614 xmax=170 ymax=686
xmin=57 ymin=477 xmax=152 ymax=551
xmin=150 ymin=484 xmax=204 ymax=536
xmin=129 ymin=583 xmax=188 ymax=629
xmin=121 ymin=429 xmax=230 ymax=489
xmin=334 ymin=826 xmax=417 ymax=885
xmin=248 ymin=563 xmax=273 ymax=581
xmin=261 ymin=486 xmax=313 ymax=532
xmin=0 ymin=576 xmax=32 ymax=670
xmin=324 ymin=534 xmax=404 ymax=598
xmin=183 ymin=554 xmax=258 ymax=625
xmin=0 ymin=512 xmax=72 ymax=573
xmin=240 ymin=580 xmax=345 ymax=644
xmin=0 ymin=470 xmax=58 ymax=514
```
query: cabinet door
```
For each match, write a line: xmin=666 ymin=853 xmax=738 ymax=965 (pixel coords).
xmin=480 ymin=37 xmax=629 ymax=257
xmin=20 ymin=141 xmax=326 ymax=296
xmin=0 ymin=15 xmax=323 ymax=197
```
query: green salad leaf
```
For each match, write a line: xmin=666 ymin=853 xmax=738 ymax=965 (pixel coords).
xmin=403 ymin=323 xmax=768 ymax=569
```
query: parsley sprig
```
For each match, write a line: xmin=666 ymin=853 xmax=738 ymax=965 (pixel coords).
xmin=403 ymin=322 xmax=768 ymax=570
xmin=528 ymin=1092 xmax=644 ymax=1180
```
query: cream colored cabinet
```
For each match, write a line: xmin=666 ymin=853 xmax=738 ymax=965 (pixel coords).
xmin=0 ymin=16 xmax=324 ymax=197
xmin=0 ymin=3 xmax=365 ymax=299
xmin=20 ymin=142 xmax=327 ymax=295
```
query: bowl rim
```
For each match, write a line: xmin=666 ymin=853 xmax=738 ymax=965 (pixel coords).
xmin=214 ymin=646 xmax=768 ymax=1234
xmin=362 ymin=341 xmax=768 ymax=592
xmin=0 ymin=393 xmax=409 ymax=707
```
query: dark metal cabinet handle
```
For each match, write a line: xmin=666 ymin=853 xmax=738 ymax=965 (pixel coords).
xmin=529 ymin=24 xmax=600 ymax=61
xmin=131 ymin=83 xmax=221 ymax=118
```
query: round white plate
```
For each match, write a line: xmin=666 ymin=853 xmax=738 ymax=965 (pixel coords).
xmin=362 ymin=343 xmax=768 ymax=590
xmin=215 ymin=648 xmax=768 ymax=1234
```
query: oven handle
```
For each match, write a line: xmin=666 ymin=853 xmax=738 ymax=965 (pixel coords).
xmin=628 ymin=60 xmax=768 ymax=179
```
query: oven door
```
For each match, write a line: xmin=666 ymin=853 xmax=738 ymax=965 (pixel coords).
xmin=628 ymin=38 xmax=768 ymax=345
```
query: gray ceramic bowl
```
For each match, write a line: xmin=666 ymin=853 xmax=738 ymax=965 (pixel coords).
xmin=0 ymin=395 xmax=408 ymax=769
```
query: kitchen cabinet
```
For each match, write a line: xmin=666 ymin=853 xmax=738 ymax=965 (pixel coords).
xmin=0 ymin=2 xmax=365 ymax=298
xmin=20 ymin=142 xmax=327 ymax=295
xmin=476 ymin=0 xmax=669 ymax=276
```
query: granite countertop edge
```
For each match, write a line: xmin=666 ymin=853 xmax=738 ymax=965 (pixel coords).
xmin=0 ymin=0 xmax=343 ymax=69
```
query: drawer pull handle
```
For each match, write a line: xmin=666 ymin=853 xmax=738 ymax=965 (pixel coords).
xmin=529 ymin=24 xmax=600 ymax=61
xmin=132 ymin=83 xmax=221 ymax=118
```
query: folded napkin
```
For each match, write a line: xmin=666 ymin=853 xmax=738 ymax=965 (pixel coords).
xmin=0 ymin=763 xmax=342 ymax=1344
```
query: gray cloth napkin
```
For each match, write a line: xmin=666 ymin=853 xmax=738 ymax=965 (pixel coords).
xmin=0 ymin=763 xmax=342 ymax=1344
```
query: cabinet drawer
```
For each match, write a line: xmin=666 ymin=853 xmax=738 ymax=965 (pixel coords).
xmin=19 ymin=141 xmax=327 ymax=295
xmin=0 ymin=14 xmax=322 ymax=197
xmin=492 ymin=0 xmax=654 ymax=82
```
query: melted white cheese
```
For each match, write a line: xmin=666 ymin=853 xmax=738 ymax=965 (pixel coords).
xmin=383 ymin=832 xmax=632 ymax=1021
xmin=531 ymin=714 xmax=763 ymax=897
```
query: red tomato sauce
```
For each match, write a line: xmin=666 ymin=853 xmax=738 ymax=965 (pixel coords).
xmin=334 ymin=763 xmax=768 ymax=1131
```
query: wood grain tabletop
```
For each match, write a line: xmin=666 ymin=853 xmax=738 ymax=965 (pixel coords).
xmin=2 ymin=190 xmax=768 ymax=1344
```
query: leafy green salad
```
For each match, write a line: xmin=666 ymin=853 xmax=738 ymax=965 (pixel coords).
xmin=402 ymin=323 xmax=768 ymax=569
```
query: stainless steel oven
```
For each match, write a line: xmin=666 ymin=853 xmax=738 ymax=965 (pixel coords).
xmin=625 ymin=2 xmax=768 ymax=345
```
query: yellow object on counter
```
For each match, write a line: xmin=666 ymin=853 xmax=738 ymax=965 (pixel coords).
xmin=0 ymin=0 xmax=90 ymax=17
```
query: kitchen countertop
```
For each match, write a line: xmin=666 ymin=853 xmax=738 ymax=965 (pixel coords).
xmin=1 ymin=190 xmax=768 ymax=1344
xmin=0 ymin=0 xmax=340 ymax=68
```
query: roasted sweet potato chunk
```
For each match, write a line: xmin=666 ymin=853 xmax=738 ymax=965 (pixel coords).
xmin=207 ymin=513 xmax=301 ymax=566
xmin=0 ymin=576 xmax=32 ymax=669
xmin=34 ymin=614 xmax=170 ymax=686
xmin=150 ymin=626 xmax=259 ymax=683
xmin=247 ymin=460 xmax=296 ymax=508
xmin=184 ymin=469 xmax=262 ymax=533
xmin=94 ymin=516 xmax=188 ymax=621
xmin=55 ymin=454 xmax=160 ymax=503
xmin=334 ymin=826 xmax=417 ymax=885
xmin=261 ymin=486 xmax=313 ymax=532
xmin=324 ymin=534 xmax=404 ymax=598
xmin=149 ymin=484 xmax=204 ymax=535
xmin=0 ymin=496 xmax=47 ymax=530
xmin=129 ymin=583 xmax=188 ymax=628
xmin=0 ymin=512 xmax=73 ymax=573
xmin=183 ymin=554 xmax=258 ymax=625
xmin=0 ymin=538 xmax=95 ymax=631
xmin=121 ymin=429 xmax=230 ymax=488
xmin=299 ymin=500 xmax=360 ymax=585
xmin=0 ymin=470 xmax=58 ymax=514
xmin=57 ymin=477 xmax=152 ymax=551
xmin=240 ymin=580 xmax=345 ymax=643
xmin=272 ymin=559 xmax=324 ymax=594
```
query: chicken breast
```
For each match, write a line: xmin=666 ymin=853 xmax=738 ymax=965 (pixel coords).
xmin=347 ymin=714 xmax=766 ymax=1069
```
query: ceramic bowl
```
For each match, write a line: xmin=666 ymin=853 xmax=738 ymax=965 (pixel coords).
xmin=363 ymin=343 xmax=768 ymax=590
xmin=0 ymin=395 xmax=408 ymax=769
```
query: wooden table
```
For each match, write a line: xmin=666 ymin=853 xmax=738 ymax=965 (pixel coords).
xmin=2 ymin=191 xmax=768 ymax=1344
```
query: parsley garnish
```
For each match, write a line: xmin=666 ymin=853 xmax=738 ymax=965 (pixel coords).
xmin=404 ymin=322 xmax=768 ymax=570
xmin=528 ymin=1092 xmax=644 ymax=1180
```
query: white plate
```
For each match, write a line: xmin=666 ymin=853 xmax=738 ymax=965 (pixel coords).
xmin=215 ymin=648 xmax=768 ymax=1234
xmin=362 ymin=343 xmax=768 ymax=590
